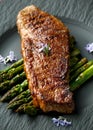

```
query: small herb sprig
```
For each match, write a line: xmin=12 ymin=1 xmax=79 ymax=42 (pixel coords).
xmin=43 ymin=44 xmax=51 ymax=56
xmin=39 ymin=43 xmax=51 ymax=56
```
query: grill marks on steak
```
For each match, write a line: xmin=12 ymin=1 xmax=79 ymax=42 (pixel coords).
xmin=17 ymin=5 xmax=74 ymax=113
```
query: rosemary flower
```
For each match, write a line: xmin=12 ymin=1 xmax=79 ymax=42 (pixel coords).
xmin=0 ymin=51 xmax=17 ymax=64
xmin=85 ymin=43 xmax=93 ymax=53
xmin=52 ymin=116 xmax=72 ymax=127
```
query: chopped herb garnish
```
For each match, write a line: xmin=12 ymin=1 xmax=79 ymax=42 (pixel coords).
xmin=39 ymin=43 xmax=51 ymax=56
xmin=43 ymin=44 xmax=51 ymax=56
xmin=52 ymin=116 xmax=72 ymax=127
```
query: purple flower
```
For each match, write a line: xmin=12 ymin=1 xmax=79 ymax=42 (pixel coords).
xmin=85 ymin=43 xmax=93 ymax=53
xmin=6 ymin=51 xmax=17 ymax=62
xmin=0 ymin=51 xmax=17 ymax=64
xmin=52 ymin=116 xmax=72 ymax=127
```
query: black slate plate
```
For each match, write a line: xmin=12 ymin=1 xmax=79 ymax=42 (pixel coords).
xmin=0 ymin=17 xmax=93 ymax=130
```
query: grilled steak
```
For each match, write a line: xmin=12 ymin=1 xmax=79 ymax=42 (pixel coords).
xmin=17 ymin=5 xmax=74 ymax=113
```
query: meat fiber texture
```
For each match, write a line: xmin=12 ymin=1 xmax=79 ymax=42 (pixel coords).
xmin=17 ymin=5 xmax=74 ymax=113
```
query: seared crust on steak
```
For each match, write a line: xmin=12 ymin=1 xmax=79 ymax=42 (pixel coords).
xmin=17 ymin=5 xmax=74 ymax=113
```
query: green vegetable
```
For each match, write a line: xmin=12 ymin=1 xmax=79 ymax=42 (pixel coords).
xmin=70 ymin=64 xmax=93 ymax=91
xmin=0 ymin=64 xmax=24 ymax=83
xmin=70 ymin=57 xmax=79 ymax=67
xmin=0 ymin=72 xmax=26 ymax=93
xmin=8 ymin=89 xmax=30 ymax=105
xmin=0 ymin=80 xmax=28 ymax=102
xmin=16 ymin=101 xmax=39 ymax=116
xmin=24 ymin=105 xmax=39 ymax=116
xmin=7 ymin=96 xmax=32 ymax=110
xmin=70 ymin=47 xmax=80 ymax=57
xmin=43 ymin=44 xmax=50 ymax=56
xmin=15 ymin=101 xmax=33 ymax=113
xmin=69 ymin=36 xmax=76 ymax=50
xmin=0 ymin=59 xmax=23 ymax=75
xmin=70 ymin=60 xmax=93 ymax=81
xmin=70 ymin=57 xmax=88 ymax=73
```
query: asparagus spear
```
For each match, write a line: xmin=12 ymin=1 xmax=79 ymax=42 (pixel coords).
xmin=7 ymin=96 xmax=32 ymax=110
xmin=0 ymin=64 xmax=24 ymax=83
xmin=0 ymin=72 xmax=26 ymax=93
xmin=24 ymin=105 xmax=39 ymax=116
xmin=70 ymin=57 xmax=79 ymax=67
xmin=0 ymin=59 xmax=23 ymax=74
xmin=0 ymin=80 xmax=28 ymax=102
xmin=70 ymin=60 xmax=93 ymax=81
xmin=15 ymin=101 xmax=33 ymax=113
xmin=70 ymin=57 xmax=88 ymax=73
xmin=70 ymin=47 xmax=80 ymax=57
xmin=8 ymin=89 xmax=30 ymax=104
xmin=70 ymin=64 xmax=93 ymax=91
xmin=69 ymin=36 xmax=76 ymax=50
xmin=16 ymin=101 xmax=39 ymax=116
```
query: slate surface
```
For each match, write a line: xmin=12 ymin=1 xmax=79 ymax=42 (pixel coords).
xmin=0 ymin=0 xmax=93 ymax=130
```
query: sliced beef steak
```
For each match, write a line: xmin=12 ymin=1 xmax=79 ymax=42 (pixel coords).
xmin=17 ymin=5 xmax=74 ymax=113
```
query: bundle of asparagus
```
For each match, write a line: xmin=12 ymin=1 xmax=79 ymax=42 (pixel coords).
xmin=0 ymin=36 xmax=93 ymax=116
